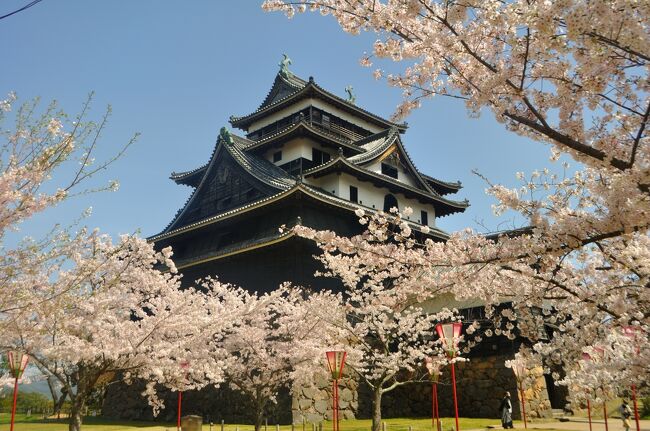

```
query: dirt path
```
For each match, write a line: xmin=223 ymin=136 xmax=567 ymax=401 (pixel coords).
xmin=474 ymin=419 xmax=650 ymax=431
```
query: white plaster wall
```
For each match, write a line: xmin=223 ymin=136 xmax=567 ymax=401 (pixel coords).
xmin=365 ymin=159 xmax=419 ymax=188
xmin=248 ymin=97 xmax=384 ymax=134
xmin=249 ymin=99 xmax=312 ymax=132
xmin=306 ymin=173 xmax=437 ymax=227
xmin=264 ymin=138 xmax=336 ymax=165
xmin=308 ymin=175 xmax=341 ymax=197
xmin=310 ymin=99 xmax=384 ymax=133
xmin=264 ymin=137 xmax=315 ymax=165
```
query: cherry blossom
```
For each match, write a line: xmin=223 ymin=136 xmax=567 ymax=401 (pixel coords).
xmin=296 ymin=218 xmax=466 ymax=431
xmin=265 ymin=0 xmax=649 ymax=399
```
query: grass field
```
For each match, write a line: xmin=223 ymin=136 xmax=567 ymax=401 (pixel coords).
xmin=0 ymin=414 xmax=519 ymax=431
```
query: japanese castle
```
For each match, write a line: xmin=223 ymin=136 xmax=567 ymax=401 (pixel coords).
xmin=107 ymin=61 xmax=561 ymax=423
xmin=150 ymin=60 xmax=468 ymax=290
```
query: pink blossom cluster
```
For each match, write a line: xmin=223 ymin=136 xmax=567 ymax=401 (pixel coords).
xmin=265 ymin=0 xmax=649 ymax=404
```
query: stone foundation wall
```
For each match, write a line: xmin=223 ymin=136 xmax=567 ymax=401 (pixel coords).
xmin=291 ymin=374 xmax=358 ymax=424
xmin=291 ymin=354 xmax=552 ymax=423
xmin=103 ymin=380 xmax=292 ymax=425
xmin=103 ymin=355 xmax=553 ymax=424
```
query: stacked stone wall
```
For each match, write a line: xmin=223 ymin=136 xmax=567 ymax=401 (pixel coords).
xmin=103 ymin=354 xmax=553 ymax=424
xmin=291 ymin=374 xmax=358 ymax=423
xmin=103 ymin=381 xmax=292 ymax=425
xmin=291 ymin=353 xmax=552 ymax=423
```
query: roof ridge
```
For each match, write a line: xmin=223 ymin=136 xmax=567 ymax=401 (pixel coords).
xmin=245 ymin=120 xmax=363 ymax=152
xmin=352 ymin=127 xmax=394 ymax=146
xmin=150 ymin=183 xmax=450 ymax=242
xmin=255 ymin=72 xmax=308 ymax=112
xmin=170 ymin=163 xmax=208 ymax=180
xmin=303 ymin=157 xmax=469 ymax=211
xmin=230 ymin=75 xmax=407 ymax=131
xmin=160 ymin=129 xmax=296 ymax=234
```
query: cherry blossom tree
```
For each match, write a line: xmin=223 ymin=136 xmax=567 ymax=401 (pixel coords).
xmin=0 ymin=234 xmax=256 ymax=431
xmin=265 ymin=0 xmax=649 ymax=397
xmin=295 ymin=211 xmax=465 ymax=431
xmin=0 ymin=94 xmax=265 ymax=430
xmin=222 ymin=287 xmax=335 ymax=431
xmin=0 ymin=92 xmax=135 ymax=321
xmin=0 ymin=91 xmax=138 ymax=416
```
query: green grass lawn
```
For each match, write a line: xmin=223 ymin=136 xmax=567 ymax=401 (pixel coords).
xmin=0 ymin=415 xmax=526 ymax=431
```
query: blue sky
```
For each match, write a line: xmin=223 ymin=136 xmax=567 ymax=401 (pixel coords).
xmin=1 ymin=0 xmax=557 ymax=239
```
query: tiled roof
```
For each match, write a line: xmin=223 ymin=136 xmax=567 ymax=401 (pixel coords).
xmin=150 ymin=184 xmax=450 ymax=242
xmin=230 ymin=73 xmax=407 ymax=132
xmin=227 ymin=135 xmax=296 ymax=190
xmin=257 ymin=73 xmax=307 ymax=111
xmin=347 ymin=128 xmax=398 ymax=164
xmin=174 ymin=230 xmax=297 ymax=270
xmin=243 ymin=120 xmax=364 ymax=153
xmin=159 ymin=130 xmax=297 ymax=235
xmin=421 ymin=173 xmax=462 ymax=195
xmin=303 ymin=156 xmax=468 ymax=217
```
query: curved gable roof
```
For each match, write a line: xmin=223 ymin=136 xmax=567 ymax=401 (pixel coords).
xmin=161 ymin=131 xmax=296 ymax=234
xmin=257 ymin=72 xmax=307 ymax=110
xmin=170 ymin=164 xmax=207 ymax=187
xmin=303 ymin=155 xmax=469 ymax=217
xmin=229 ymin=74 xmax=407 ymax=132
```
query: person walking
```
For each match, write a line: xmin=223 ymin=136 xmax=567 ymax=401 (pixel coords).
xmin=500 ymin=392 xmax=514 ymax=429
xmin=619 ymin=400 xmax=632 ymax=431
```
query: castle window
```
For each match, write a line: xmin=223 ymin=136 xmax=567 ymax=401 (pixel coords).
xmin=383 ymin=194 xmax=398 ymax=212
xmin=421 ymin=210 xmax=428 ymax=226
xmin=349 ymin=186 xmax=358 ymax=203
xmin=312 ymin=148 xmax=331 ymax=165
xmin=273 ymin=151 xmax=282 ymax=162
xmin=381 ymin=163 xmax=398 ymax=179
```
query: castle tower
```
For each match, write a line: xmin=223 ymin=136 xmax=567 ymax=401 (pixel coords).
xmin=151 ymin=64 xmax=467 ymax=290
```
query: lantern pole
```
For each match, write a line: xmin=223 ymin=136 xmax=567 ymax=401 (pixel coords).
xmin=177 ymin=391 xmax=183 ymax=431
xmin=586 ymin=399 xmax=592 ymax=431
xmin=631 ymin=385 xmax=640 ymax=431
xmin=622 ymin=327 xmax=641 ymax=431
xmin=603 ymin=398 xmax=608 ymax=431
xmin=450 ymin=362 xmax=459 ymax=431
xmin=435 ymin=323 xmax=462 ymax=431
xmin=511 ymin=360 xmax=528 ymax=429
xmin=518 ymin=380 xmax=527 ymax=429
xmin=326 ymin=351 xmax=347 ymax=431
xmin=425 ymin=357 xmax=441 ymax=431
xmin=10 ymin=374 xmax=19 ymax=431
xmin=434 ymin=381 xmax=440 ymax=431
xmin=7 ymin=351 xmax=29 ymax=431
xmin=178 ymin=360 xmax=190 ymax=431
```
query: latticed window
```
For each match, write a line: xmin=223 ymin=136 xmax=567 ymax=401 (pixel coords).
xmin=383 ymin=194 xmax=398 ymax=212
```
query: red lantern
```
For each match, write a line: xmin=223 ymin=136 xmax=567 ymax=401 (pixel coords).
xmin=7 ymin=351 xmax=29 ymax=431
xmin=435 ymin=323 xmax=462 ymax=431
xmin=435 ymin=322 xmax=462 ymax=358
xmin=326 ymin=351 xmax=347 ymax=431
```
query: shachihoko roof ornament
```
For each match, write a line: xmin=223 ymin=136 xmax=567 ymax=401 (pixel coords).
xmin=345 ymin=85 xmax=356 ymax=104
xmin=279 ymin=53 xmax=292 ymax=79
xmin=219 ymin=126 xmax=235 ymax=146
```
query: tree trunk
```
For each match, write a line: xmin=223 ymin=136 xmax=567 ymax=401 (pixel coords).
xmin=254 ymin=395 xmax=266 ymax=431
xmin=49 ymin=379 xmax=68 ymax=419
xmin=371 ymin=387 xmax=383 ymax=431
xmin=69 ymin=395 xmax=86 ymax=431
